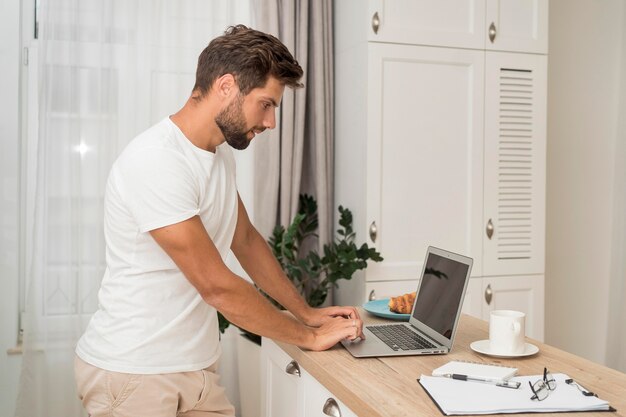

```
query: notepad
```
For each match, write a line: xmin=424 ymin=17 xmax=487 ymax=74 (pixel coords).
xmin=432 ymin=360 xmax=517 ymax=382
xmin=419 ymin=373 xmax=611 ymax=415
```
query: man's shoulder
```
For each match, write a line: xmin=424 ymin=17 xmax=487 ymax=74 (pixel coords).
xmin=115 ymin=119 xmax=185 ymax=165
xmin=126 ymin=118 xmax=178 ymax=153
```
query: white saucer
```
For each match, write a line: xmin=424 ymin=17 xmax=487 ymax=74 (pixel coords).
xmin=470 ymin=340 xmax=539 ymax=358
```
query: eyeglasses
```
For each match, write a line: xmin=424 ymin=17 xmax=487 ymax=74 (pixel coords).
xmin=529 ymin=367 xmax=557 ymax=401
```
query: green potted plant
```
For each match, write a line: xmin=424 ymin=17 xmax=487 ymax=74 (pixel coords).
xmin=219 ymin=193 xmax=383 ymax=343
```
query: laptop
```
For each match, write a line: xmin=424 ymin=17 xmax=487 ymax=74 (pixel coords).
xmin=341 ymin=246 xmax=473 ymax=358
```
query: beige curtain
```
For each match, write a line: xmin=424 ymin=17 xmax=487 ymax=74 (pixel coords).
xmin=252 ymin=0 xmax=334 ymax=248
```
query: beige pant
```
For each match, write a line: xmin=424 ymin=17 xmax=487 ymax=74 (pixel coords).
xmin=74 ymin=356 xmax=236 ymax=417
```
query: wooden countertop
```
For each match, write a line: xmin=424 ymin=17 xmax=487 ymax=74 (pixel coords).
xmin=273 ymin=310 xmax=625 ymax=417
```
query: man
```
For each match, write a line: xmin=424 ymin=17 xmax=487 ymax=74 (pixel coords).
xmin=74 ymin=25 xmax=364 ymax=416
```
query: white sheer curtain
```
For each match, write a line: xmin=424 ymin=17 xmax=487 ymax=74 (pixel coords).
xmin=15 ymin=2 xmax=251 ymax=416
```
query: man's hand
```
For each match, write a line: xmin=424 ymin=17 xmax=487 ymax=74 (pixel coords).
xmin=229 ymin=194 xmax=365 ymax=349
xmin=304 ymin=316 xmax=364 ymax=351
xmin=301 ymin=306 xmax=365 ymax=341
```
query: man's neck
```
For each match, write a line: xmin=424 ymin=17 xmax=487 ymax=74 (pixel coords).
xmin=170 ymin=97 xmax=224 ymax=153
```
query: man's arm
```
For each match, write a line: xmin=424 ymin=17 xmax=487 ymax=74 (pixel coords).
xmin=230 ymin=195 xmax=363 ymax=336
xmin=149 ymin=215 xmax=359 ymax=351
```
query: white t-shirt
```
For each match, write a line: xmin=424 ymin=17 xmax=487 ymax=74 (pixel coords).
xmin=76 ymin=117 xmax=238 ymax=374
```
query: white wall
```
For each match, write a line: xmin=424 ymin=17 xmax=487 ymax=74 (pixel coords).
xmin=546 ymin=0 xmax=625 ymax=365
xmin=606 ymin=0 xmax=626 ymax=373
xmin=0 ymin=0 xmax=23 ymax=415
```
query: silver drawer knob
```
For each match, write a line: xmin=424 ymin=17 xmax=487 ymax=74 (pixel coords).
xmin=371 ymin=12 xmax=380 ymax=34
xmin=323 ymin=398 xmax=342 ymax=417
xmin=285 ymin=360 xmax=300 ymax=377
xmin=369 ymin=221 xmax=378 ymax=243
xmin=485 ymin=284 xmax=493 ymax=305
xmin=489 ymin=22 xmax=497 ymax=43
xmin=486 ymin=219 xmax=494 ymax=240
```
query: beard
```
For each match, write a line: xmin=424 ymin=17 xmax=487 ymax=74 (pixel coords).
xmin=215 ymin=94 xmax=251 ymax=150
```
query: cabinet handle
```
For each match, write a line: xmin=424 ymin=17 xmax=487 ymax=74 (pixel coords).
xmin=323 ymin=398 xmax=342 ymax=417
xmin=285 ymin=360 xmax=301 ymax=377
xmin=486 ymin=219 xmax=494 ymax=240
xmin=369 ymin=221 xmax=378 ymax=243
xmin=489 ymin=22 xmax=497 ymax=43
xmin=371 ymin=12 xmax=380 ymax=34
xmin=369 ymin=290 xmax=377 ymax=301
xmin=485 ymin=284 xmax=493 ymax=305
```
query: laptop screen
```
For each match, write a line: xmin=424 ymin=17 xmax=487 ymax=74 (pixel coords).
xmin=411 ymin=252 xmax=470 ymax=340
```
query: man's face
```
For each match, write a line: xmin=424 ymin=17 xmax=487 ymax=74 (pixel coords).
xmin=215 ymin=94 xmax=249 ymax=150
xmin=215 ymin=76 xmax=285 ymax=150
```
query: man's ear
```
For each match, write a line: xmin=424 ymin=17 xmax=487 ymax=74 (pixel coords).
xmin=214 ymin=74 xmax=237 ymax=99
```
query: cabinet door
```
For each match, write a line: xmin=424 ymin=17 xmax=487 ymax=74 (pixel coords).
xmin=365 ymin=280 xmax=419 ymax=302
xmin=461 ymin=278 xmax=484 ymax=319
xmin=485 ymin=0 xmax=548 ymax=53
xmin=262 ymin=339 xmax=304 ymax=417
xmin=482 ymin=275 xmax=544 ymax=341
xmin=368 ymin=0 xmax=485 ymax=49
xmin=366 ymin=43 xmax=484 ymax=281
xmin=483 ymin=52 xmax=547 ymax=276
xmin=303 ymin=372 xmax=359 ymax=417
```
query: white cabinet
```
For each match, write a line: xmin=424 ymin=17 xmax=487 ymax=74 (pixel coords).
xmin=365 ymin=43 xmax=485 ymax=282
xmin=366 ymin=0 xmax=547 ymax=53
xmin=334 ymin=1 xmax=547 ymax=340
xmin=303 ymin=371 xmax=358 ymax=417
xmin=483 ymin=51 xmax=547 ymax=276
xmin=262 ymin=339 xmax=358 ymax=417
xmin=262 ymin=338 xmax=304 ymax=417
xmin=463 ymin=275 xmax=545 ymax=340
xmin=367 ymin=0 xmax=486 ymax=49
xmin=366 ymin=279 xmax=418 ymax=302
xmin=485 ymin=0 xmax=548 ymax=54
xmin=461 ymin=278 xmax=485 ymax=319
xmin=482 ymin=274 xmax=545 ymax=339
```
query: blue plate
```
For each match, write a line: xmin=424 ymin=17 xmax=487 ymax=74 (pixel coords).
xmin=362 ymin=299 xmax=410 ymax=321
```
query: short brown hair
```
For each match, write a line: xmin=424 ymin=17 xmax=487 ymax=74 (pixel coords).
xmin=192 ymin=25 xmax=303 ymax=98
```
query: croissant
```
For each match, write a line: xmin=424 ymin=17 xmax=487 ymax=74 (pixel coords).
xmin=388 ymin=292 xmax=416 ymax=314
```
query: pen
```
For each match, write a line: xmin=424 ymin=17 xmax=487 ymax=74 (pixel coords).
xmin=442 ymin=373 xmax=521 ymax=389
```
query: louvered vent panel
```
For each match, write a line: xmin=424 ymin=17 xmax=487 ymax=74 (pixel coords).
xmin=497 ymin=68 xmax=534 ymax=260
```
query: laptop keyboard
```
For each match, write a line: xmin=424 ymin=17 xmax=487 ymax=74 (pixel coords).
xmin=367 ymin=324 xmax=437 ymax=351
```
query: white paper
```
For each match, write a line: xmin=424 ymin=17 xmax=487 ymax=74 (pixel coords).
xmin=432 ymin=360 xmax=517 ymax=381
xmin=419 ymin=373 xmax=610 ymax=415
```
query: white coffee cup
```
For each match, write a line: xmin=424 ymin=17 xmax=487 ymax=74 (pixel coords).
xmin=488 ymin=310 xmax=526 ymax=355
